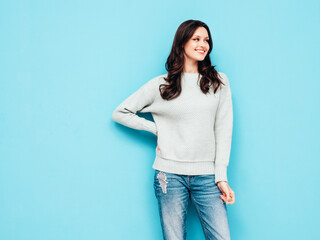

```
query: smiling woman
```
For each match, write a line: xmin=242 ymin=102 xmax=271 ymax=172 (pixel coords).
xmin=112 ymin=19 xmax=235 ymax=240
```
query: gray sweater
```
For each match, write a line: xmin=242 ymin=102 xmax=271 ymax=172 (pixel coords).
xmin=112 ymin=72 xmax=233 ymax=183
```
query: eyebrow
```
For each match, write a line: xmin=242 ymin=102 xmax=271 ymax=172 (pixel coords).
xmin=193 ymin=35 xmax=209 ymax=39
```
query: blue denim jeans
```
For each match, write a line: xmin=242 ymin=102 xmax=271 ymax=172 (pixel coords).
xmin=153 ymin=169 xmax=231 ymax=240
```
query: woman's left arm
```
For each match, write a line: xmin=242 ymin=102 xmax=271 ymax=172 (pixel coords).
xmin=214 ymin=72 xmax=233 ymax=184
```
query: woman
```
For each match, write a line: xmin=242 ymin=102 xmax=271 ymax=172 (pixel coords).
xmin=112 ymin=19 xmax=235 ymax=240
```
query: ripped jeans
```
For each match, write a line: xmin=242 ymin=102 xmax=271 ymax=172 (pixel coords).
xmin=153 ymin=169 xmax=231 ymax=240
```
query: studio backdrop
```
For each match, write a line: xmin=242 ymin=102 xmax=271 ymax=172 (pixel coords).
xmin=0 ymin=0 xmax=319 ymax=239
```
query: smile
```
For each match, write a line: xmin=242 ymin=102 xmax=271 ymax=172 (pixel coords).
xmin=196 ymin=49 xmax=205 ymax=54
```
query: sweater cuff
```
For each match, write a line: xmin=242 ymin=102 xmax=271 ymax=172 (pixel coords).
xmin=214 ymin=164 xmax=228 ymax=184
xmin=143 ymin=120 xmax=157 ymax=135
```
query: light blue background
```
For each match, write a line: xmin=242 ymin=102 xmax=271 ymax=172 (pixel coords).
xmin=1 ymin=0 xmax=319 ymax=239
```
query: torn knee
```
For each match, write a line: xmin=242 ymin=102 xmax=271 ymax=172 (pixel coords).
xmin=157 ymin=171 xmax=168 ymax=194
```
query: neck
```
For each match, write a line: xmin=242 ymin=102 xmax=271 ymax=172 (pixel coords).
xmin=183 ymin=59 xmax=198 ymax=73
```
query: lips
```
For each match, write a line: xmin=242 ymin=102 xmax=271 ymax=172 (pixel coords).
xmin=196 ymin=49 xmax=205 ymax=54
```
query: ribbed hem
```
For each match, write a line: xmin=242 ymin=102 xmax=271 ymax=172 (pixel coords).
xmin=214 ymin=164 xmax=228 ymax=183
xmin=152 ymin=155 xmax=215 ymax=176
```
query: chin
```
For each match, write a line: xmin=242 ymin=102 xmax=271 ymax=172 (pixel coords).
xmin=193 ymin=56 xmax=206 ymax=61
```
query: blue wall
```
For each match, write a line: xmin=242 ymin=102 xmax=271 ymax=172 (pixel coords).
xmin=1 ymin=0 xmax=319 ymax=239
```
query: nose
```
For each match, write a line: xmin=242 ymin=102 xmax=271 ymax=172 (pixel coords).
xmin=199 ymin=41 xmax=206 ymax=48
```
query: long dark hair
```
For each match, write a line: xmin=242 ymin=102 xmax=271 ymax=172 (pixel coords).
xmin=160 ymin=19 xmax=224 ymax=100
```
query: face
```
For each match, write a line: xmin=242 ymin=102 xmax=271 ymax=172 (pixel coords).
xmin=183 ymin=27 xmax=210 ymax=62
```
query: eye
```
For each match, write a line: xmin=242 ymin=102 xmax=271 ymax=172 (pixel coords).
xmin=193 ymin=38 xmax=209 ymax=42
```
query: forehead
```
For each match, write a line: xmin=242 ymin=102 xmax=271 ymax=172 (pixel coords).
xmin=192 ymin=27 xmax=209 ymax=38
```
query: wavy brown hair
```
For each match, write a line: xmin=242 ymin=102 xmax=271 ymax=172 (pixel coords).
xmin=160 ymin=20 xmax=224 ymax=100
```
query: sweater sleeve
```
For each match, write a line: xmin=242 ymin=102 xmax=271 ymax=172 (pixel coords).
xmin=112 ymin=77 xmax=158 ymax=135
xmin=214 ymin=72 xmax=234 ymax=184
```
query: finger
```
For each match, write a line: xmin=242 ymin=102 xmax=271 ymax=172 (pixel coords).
xmin=220 ymin=194 xmax=227 ymax=202
xmin=225 ymin=189 xmax=231 ymax=202
xmin=220 ymin=194 xmax=230 ymax=204
xmin=220 ymin=194 xmax=226 ymax=199
xmin=228 ymin=191 xmax=235 ymax=204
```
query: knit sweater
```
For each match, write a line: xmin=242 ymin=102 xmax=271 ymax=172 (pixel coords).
xmin=112 ymin=72 xmax=233 ymax=183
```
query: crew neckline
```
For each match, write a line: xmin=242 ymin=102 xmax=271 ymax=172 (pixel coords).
xmin=182 ymin=72 xmax=199 ymax=75
xmin=182 ymin=72 xmax=201 ymax=79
